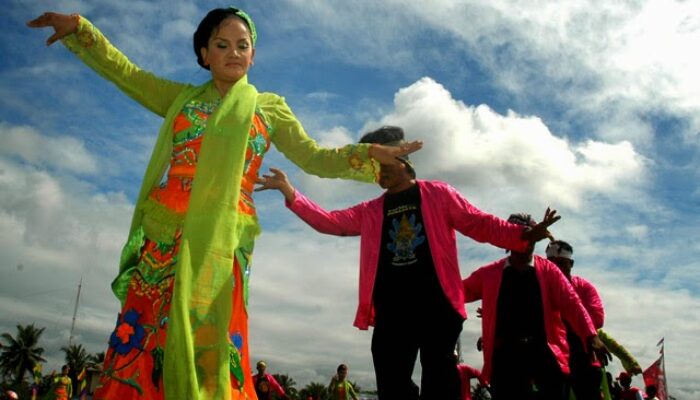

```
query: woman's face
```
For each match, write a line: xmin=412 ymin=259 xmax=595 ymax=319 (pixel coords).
xmin=200 ymin=17 xmax=255 ymax=86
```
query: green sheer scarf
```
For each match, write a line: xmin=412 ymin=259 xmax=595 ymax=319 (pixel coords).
xmin=116 ymin=76 xmax=256 ymax=399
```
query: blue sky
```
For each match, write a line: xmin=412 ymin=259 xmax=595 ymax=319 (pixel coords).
xmin=1 ymin=0 xmax=699 ymax=398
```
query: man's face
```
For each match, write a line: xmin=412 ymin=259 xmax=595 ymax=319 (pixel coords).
xmin=548 ymin=256 xmax=573 ymax=277
xmin=620 ymin=376 xmax=632 ymax=388
xmin=257 ymin=364 xmax=266 ymax=374
xmin=377 ymin=161 xmax=411 ymax=190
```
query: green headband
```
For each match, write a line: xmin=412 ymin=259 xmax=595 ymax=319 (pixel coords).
xmin=231 ymin=7 xmax=257 ymax=46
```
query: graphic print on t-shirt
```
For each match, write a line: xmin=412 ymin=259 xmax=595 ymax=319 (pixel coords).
xmin=386 ymin=204 xmax=425 ymax=266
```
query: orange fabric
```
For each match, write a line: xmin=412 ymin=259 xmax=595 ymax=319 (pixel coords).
xmin=230 ymin=259 xmax=256 ymax=399
xmin=93 ymin=239 xmax=257 ymax=399
xmin=95 ymin=101 xmax=268 ymax=399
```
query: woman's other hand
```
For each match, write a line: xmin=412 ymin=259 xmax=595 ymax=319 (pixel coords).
xmin=369 ymin=140 xmax=423 ymax=166
xmin=27 ymin=12 xmax=79 ymax=46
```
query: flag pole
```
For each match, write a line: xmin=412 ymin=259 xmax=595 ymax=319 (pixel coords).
xmin=69 ymin=276 xmax=83 ymax=346
xmin=660 ymin=340 xmax=668 ymax=399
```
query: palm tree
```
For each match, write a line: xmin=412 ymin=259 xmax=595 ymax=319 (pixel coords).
xmin=299 ymin=381 xmax=328 ymax=400
xmin=87 ymin=351 xmax=105 ymax=370
xmin=0 ymin=324 xmax=46 ymax=384
xmin=272 ymin=373 xmax=298 ymax=399
xmin=60 ymin=343 xmax=90 ymax=395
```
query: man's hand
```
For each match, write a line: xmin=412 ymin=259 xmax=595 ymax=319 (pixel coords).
xmin=588 ymin=334 xmax=612 ymax=366
xmin=521 ymin=207 xmax=560 ymax=243
xmin=255 ymin=168 xmax=295 ymax=202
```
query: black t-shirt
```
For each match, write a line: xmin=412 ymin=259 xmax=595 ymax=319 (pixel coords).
xmin=372 ymin=184 xmax=450 ymax=323
xmin=492 ymin=264 xmax=560 ymax=380
xmin=495 ymin=264 xmax=547 ymax=345
xmin=254 ymin=374 xmax=272 ymax=400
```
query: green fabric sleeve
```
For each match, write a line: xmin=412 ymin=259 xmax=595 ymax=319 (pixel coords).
xmin=348 ymin=381 xmax=358 ymax=400
xmin=61 ymin=16 xmax=186 ymax=117
xmin=258 ymin=93 xmax=377 ymax=182
xmin=597 ymin=328 xmax=642 ymax=373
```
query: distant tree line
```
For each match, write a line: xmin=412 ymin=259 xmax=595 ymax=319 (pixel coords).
xmin=1 ymin=323 xmax=381 ymax=400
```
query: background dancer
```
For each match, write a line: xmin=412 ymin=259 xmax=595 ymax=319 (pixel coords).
xmin=257 ymin=125 xmax=558 ymax=399
xmin=546 ymin=240 xmax=606 ymax=400
xmin=462 ymin=214 xmax=611 ymax=400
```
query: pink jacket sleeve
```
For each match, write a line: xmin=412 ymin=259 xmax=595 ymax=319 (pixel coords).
xmin=547 ymin=262 xmax=597 ymax=342
xmin=268 ymin=374 xmax=286 ymax=397
xmin=462 ymin=269 xmax=484 ymax=303
xmin=574 ymin=277 xmax=605 ymax=329
xmin=286 ymin=190 xmax=364 ymax=236
xmin=457 ymin=364 xmax=485 ymax=385
xmin=443 ymin=184 xmax=529 ymax=252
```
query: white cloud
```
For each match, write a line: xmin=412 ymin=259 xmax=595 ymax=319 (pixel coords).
xmin=416 ymin=0 xmax=700 ymax=144
xmin=281 ymin=0 xmax=700 ymax=149
xmin=0 ymin=124 xmax=132 ymax=361
xmin=0 ymin=123 xmax=98 ymax=174
xmin=362 ymin=77 xmax=648 ymax=212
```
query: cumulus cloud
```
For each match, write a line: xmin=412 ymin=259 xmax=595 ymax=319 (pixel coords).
xmin=0 ymin=123 xmax=98 ymax=175
xmin=0 ymin=123 xmax=132 ymax=360
xmin=281 ymin=0 xmax=700 ymax=150
xmin=360 ymin=78 xmax=648 ymax=212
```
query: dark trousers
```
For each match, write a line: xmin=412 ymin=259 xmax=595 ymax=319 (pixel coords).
xmin=490 ymin=341 xmax=569 ymax=400
xmin=371 ymin=309 xmax=462 ymax=400
xmin=570 ymin=360 xmax=603 ymax=400
xmin=568 ymin=330 xmax=603 ymax=400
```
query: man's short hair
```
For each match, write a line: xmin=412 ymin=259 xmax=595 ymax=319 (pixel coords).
xmin=359 ymin=126 xmax=405 ymax=145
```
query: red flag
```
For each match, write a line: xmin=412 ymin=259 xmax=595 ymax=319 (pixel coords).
xmin=643 ymin=354 xmax=667 ymax=400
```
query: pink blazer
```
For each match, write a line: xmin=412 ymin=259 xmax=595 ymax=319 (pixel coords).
xmin=571 ymin=276 xmax=605 ymax=329
xmin=462 ymin=255 xmax=597 ymax=381
xmin=457 ymin=364 xmax=486 ymax=400
xmin=286 ymin=180 xmax=529 ymax=329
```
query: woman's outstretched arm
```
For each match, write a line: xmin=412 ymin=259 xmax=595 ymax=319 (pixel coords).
xmin=28 ymin=12 xmax=186 ymax=117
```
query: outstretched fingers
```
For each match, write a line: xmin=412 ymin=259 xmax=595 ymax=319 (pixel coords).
xmin=254 ymin=168 xmax=288 ymax=192
xmin=27 ymin=12 xmax=78 ymax=46
xmin=26 ymin=12 xmax=51 ymax=27
xmin=398 ymin=140 xmax=423 ymax=156
xmin=541 ymin=207 xmax=560 ymax=229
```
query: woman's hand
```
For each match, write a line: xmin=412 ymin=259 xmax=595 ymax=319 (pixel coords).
xmin=255 ymin=167 xmax=296 ymax=202
xmin=368 ymin=140 xmax=423 ymax=166
xmin=27 ymin=12 xmax=79 ymax=46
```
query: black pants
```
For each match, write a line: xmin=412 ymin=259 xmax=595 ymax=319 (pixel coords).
xmin=371 ymin=309 xmax=463 ymax=400
xmin=569 ymin=359 xmax=603 ymax=400
xmin=568 ymin=330 xmax=602 ymax=400
xmin=490 ymin=341 xmax=569 ymax=400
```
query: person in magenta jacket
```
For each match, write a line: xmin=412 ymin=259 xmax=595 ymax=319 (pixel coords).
xmin=547 ymin=240 xmax=606 ymax=400
xmin=456 ymin=362 xmax=487 ymax=400
xmin=462 ymin=215 xmax=611 ymax=400
xmin=252 ymin=361 xmax=288 ymax=400
xmin=257 ymin=126 xmax=559 ymax=399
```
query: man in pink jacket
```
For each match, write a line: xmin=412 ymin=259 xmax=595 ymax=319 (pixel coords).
xmin=462 ymin=215 xmax=610 ymax=400
xmin=257 ymin=126 xmax=558 ymax=400
xmin=456 ymin=361 xmax=487 ymax=400
xmin=546 ymin=240 xmax=606 ymax=400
